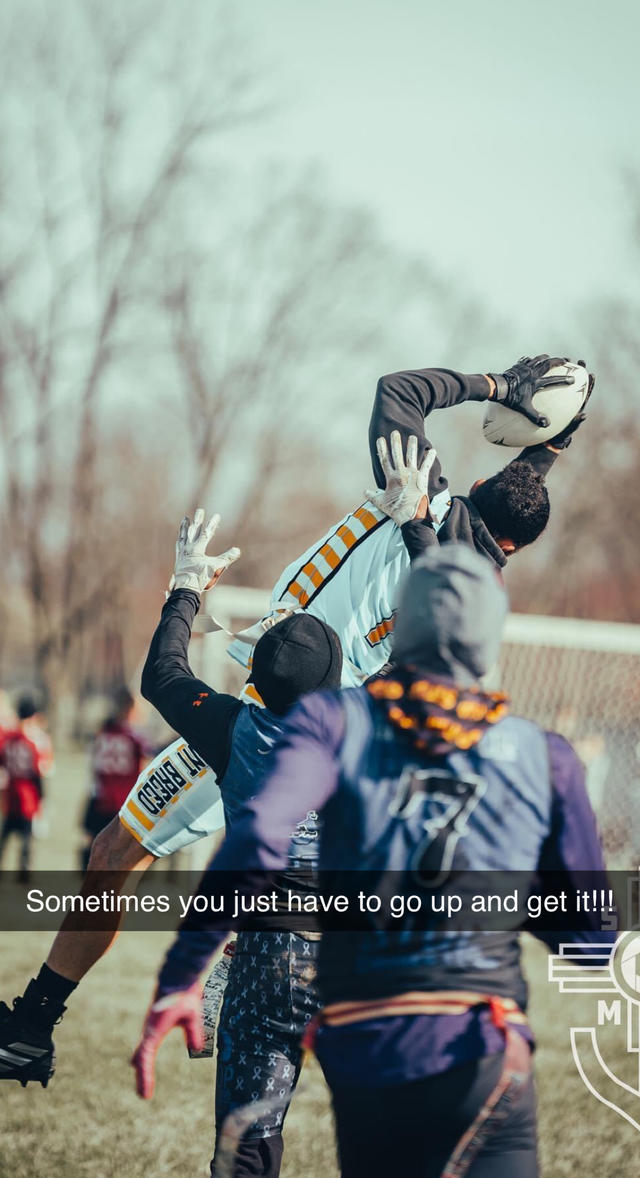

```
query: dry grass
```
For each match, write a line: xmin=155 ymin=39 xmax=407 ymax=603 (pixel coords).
xmin=0 ymin=754 xmax=636 ymax=1177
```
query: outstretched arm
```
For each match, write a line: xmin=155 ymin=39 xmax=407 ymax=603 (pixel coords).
xmin=45 ymin=509 xmax=242 ymax=987
xmin=369 ymin=368 xmax=492 ymax=495
xmin=370 ymin=355 xmax=582 ymax=492
xmin=141 ymin=509 xmax=242 ymax=779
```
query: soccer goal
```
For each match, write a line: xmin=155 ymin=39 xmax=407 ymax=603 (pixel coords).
xmin=500 ymin=613 xmax=640 ymax=867
xmin=194 ymin=586 xmax=640 ymax=867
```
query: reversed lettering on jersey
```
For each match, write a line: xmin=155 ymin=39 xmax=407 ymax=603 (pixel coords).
xmin=365 ymin=612 xmax=396 ymax=648
xmin=134 ymin=743 xmax=207 ymax=817
xmin=175 ymin=744 xmax=207 ymax=776
xmin=284 ymin=502 xmax=387 ymax=609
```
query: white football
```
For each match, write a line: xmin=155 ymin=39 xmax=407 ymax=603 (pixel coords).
xmin=483 ymin=361 xmax=590 ymax=448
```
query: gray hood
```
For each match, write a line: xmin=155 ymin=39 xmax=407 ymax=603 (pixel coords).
xmin=391 ymin=543 xmax=509 ymax=685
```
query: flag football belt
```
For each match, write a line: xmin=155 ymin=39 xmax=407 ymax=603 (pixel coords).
xmin=303 ymin=991 xmax=532 ymax=1178
xmin=441 ymin=1013 xmax=532 ymax=1178
xmin=310 ymin=990 xmax=528 ymax=1032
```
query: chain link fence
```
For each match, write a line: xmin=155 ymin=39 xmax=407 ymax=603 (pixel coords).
xmin=197 ymin=588 xmax=640 ymax=868
xmin=500 ymin=614 xmax=640 ymax=867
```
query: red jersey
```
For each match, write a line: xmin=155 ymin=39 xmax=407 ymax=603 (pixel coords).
xmin=91 ymin=721 xmax=148 ymax=814
xmin=22 ymin=718 xmax=54 ymax=777
xmin=0 ymin=730 xmax=44 ymax=821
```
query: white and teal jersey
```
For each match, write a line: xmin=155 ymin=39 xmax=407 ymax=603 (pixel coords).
xmin=229 ymin=490 xmax=451 ymax=689
xmin=120 ymin=493 xmax=451 ymax=856
xmin=119 ymin=736 xmax=224 ymax=856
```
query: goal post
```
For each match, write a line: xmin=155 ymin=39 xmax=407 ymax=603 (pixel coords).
xmin=501 ymin=614 xmax=640 ymax=867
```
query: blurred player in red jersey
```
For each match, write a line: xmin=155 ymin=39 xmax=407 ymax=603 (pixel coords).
xmin=0 ymin=695 xmax=46 ymax=882
xmin=80 ymin=687 xmax=150 ymax=870
xmin=22 ymin=708 xmax=54 ymax=780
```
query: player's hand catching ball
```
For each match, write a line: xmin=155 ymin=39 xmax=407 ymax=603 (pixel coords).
xmin=170 ymin=509 xmax=240 ymax=595
xmin=489 ymin=355 xmax=574 ymax=428
xmin=365 ymin=432 xmax=437 ymax=526
xmin=546 ymin=360 xmax=595 ymax=450
xmin=131 ymin=982 xmax=204 ymax=1099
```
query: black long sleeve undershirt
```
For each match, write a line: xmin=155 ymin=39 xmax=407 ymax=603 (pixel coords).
xmin=369 ymin=367 xmax=559 ymax=496
xmin=400 ymin=518 xmax=439 ymax=562
xmin=140 ymin=590 xmax=241 ymax=781
xmin=369 ymin=366 xmax=562 ymax=570
xmin=369 ymin=368 xmax=490 ymax=498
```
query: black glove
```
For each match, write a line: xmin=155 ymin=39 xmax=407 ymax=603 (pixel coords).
xmin=546 ymin=360 xmax=595 ymax=449
xmin=489 ymin=354 xmax=573 ymax=427
xmin=546 ymin=412 xmax=585 ymax=450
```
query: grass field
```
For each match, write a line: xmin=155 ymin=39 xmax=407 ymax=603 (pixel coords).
xmin=0 ymin=753 xmax=636 ymax=1177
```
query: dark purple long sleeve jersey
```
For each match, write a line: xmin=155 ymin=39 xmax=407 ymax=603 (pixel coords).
xmin=158 ymin=691 xmax=612 ymax=995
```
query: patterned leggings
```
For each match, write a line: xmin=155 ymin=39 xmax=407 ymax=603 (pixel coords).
xmin=212 ymin=931 xmax=320 ymax=1178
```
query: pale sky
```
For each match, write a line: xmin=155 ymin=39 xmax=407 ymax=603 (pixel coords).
xmin=235 ymin=0 xmax=640 ymax=338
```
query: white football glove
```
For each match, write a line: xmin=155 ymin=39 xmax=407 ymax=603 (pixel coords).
xmin=365 ymin=432 xmax=437 ymax=526
xmin=169 ymin=509 xmax=240 ymax=595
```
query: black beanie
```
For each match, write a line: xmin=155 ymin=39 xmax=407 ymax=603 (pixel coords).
xmin=251 ymin=613 xmax=343 ymax=714
xmin=16 ymin=694 xmax=38 ymax=721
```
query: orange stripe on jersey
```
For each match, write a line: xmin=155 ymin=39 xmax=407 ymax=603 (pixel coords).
xmin=337 ymin=525 xmax=356 ymax=549
xmin=319 ymin=544 xmax=340 ymax=570
xmin=354 ymin=505 xmax=378 ymax=530
xmin=243 ymin=683 xmax=265 ymax=706
xmin=366 ymin=613 xmax=396 ymax=648
xmin=126 ymin=798 xmax=154 ymax=831
xmin=281 ymin=502 xmax=386 ymax=610
xmin=302 ymin=562 xmax=323 ymax=589
xmin=288 ymin=581 xmax=310 ymax=607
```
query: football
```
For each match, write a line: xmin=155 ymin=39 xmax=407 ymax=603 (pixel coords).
xmin=482 ymin=361 xmax=590 ymax=448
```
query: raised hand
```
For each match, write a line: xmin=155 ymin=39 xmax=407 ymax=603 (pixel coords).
xmin=365 ymin=432 xmax=437 ymax=526
xmin=169 ymin=509 xmax=240 ymax=594
xmin=490 ymin=355 xmax=574 ymax=427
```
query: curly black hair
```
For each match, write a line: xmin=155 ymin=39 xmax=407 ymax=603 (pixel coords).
xmin=470 ymin=462 xmax=550 ymax=549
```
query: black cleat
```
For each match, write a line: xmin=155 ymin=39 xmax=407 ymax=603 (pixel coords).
xmin=0 ymin=985 xmax=63 ymax=1088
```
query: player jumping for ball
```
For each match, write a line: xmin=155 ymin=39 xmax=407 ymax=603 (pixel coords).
xmin=229 ymin=353 xmax=592 ymax=685
xmin=0 ymin=352 xmax=591 ymax=1095
xmin=138 ymin=545 xmax=613 ymax=1178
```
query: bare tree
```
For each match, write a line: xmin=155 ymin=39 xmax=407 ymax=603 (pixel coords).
xmin=158 ymin=168 xmax=498 ymax=567
xmin=0 ymin=0 xmax=263 ymax=722
xmin=0 ymin=1 xmax=495 ymax=731
xmin=509 ymin=191 xmax=640 ymax=626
